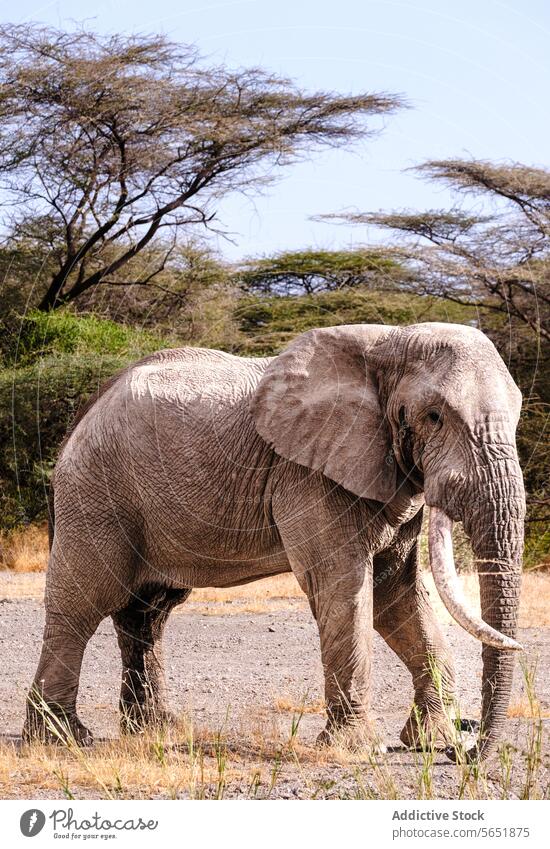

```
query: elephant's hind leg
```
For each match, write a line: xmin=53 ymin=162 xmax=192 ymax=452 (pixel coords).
xmin=24 ymin=521 xmax=139 ymax=746
xmin=374 ymin=541 xmax=456 ymax=750
xmin=112 ymin=585 xmax=191 ymax=733
xmin=24 ymin=588 xmax=107 ymax=746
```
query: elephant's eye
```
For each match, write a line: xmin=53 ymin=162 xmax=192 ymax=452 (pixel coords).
xmin=427 ymin=410 xmax=442 ymax=426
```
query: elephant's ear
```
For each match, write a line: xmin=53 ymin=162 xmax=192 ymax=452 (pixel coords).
xmin=250 ymin=325 xmax=397 ymax=503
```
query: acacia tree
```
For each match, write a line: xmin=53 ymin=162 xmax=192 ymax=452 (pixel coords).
xmin=236 ymin=248 xmax=400 ymax=296
xmin=0 ymin=24 xmax=400 ymax=311
xmin=76 ymin=238 xmax=229 ymax=328
xmin=326 ymin=160 xmax=550 ymax=342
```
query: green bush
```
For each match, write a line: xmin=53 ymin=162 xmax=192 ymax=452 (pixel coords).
xmin=5 ymin=309 xmax=164 ymax=367
xmin=0 ymin=310 xmax=168 ymax=527
xmin=232 ymin=288 xmax=481 ymax=355
xmin=0 ymin=354 xmax=131 ymax=526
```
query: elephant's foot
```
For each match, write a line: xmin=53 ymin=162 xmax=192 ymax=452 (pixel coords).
xmin=23 ymin=704 xmax=93 ymax=747
xmin=399 ymin=705 xmax=455 ymax=751
xmin=316 ymin=715 xmax=386 ymax=754
xmin=119 ymin=701 xmax=178 ymax=735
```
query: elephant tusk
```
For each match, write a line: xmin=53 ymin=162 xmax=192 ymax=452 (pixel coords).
xmin=428 ymin=507 xmax=523 ymax=651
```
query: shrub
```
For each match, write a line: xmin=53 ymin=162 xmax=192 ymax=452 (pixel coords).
xmin=232 ymin=288 xmax=481 ymax=356
xmin=0 ymin=354 xmax=129 ymax=526
xmin=4 ymin=309 xmax=163 ymax=367
xmin=0 ymin=310 xmax=167 ymax=527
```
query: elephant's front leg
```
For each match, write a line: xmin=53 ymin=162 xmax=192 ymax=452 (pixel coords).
xmin=297 ymin=558 xmax=378 ymax=749
xmin=374 ymin=541 xmax=457 ymax=749
xmin=274 ymin=476 xmax=381 ymax=750
xmin=316 ymin=563 xmax=375 ymax=747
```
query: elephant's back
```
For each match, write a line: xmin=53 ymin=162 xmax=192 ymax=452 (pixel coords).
xmin=57 ymin=346 xmax=272 ymax=471
xmin=126 ymin=347 xmax=271 ymax=409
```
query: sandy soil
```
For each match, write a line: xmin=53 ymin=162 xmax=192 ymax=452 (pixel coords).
xmin=0 ymin=573 xmax=549 ymax=799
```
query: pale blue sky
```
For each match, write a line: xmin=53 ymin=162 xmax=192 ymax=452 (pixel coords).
xmin=9 ymin=0 xmax=550 ymax=259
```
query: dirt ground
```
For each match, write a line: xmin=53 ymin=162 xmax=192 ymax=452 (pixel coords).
xmin=0 ymin=572 xmax=549 ymax=799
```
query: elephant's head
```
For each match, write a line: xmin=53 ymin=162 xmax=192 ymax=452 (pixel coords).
xmin=252 ymin=322 xmax=525 ymax=759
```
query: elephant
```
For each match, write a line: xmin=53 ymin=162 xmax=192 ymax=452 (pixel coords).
xmin=24 ymin=322 xmax=525 ymax=760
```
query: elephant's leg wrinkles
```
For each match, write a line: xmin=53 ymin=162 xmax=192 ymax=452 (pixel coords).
xmin=374 ymin=541 xmax=456 ymax=749
xmin=24 ymin=607 xmax=102 ymax=745
xmin=295 ymin=559 xmax=378 ymax=749
xmin=273 ymin=472 xmax=390 ymax=750
xmin=313 ymin=563 xmax=377 ymax=749
xmin=113 ymin=585 xmax=191 ymax=732
xmin=24 ymin=524 xmax=137 ymax=744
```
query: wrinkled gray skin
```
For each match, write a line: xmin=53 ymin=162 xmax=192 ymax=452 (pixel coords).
xmin=24 ymin=323 xmax=525 ymax=759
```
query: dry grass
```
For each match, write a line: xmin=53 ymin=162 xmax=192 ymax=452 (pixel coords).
xmin=507 ymin=698 xmax=550 ymax=719
xmin=191 ymin=573 xmax=304 ymax=603
xmin=512 ymin=572 xmax=550 ymax=628
xmin=0 ymin=731 xmax=248 ymax=800
xmin=0 ymin=712 xmax=394 ymax=800
xmin=275 ymin=696 xmax=326 ymax=714
xmin=0 ymin=523 xmax=49 ymax=572
xmin=0 ymin=572 xmax=45 ymax=600
xmin=1 ymin=690 xmax=547 ymax=800
xmin=2 ymin=565 xmax=548 ymax=629
xmin=188 ymin=599 xmax=306 ymax=616
xmin=186 ymin=574 xmax=306 ymax=614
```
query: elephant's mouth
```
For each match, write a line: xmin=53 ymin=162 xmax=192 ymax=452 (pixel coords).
xmin=408 ymin=464 xmax=424 ymax=489
xmin=395 ymin=451 xmax=424 ymax=491
xmin=393 ymin=423 xmax=424 ymax=490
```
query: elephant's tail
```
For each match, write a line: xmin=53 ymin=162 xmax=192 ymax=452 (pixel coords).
xmin=47 ymin=480 xmax=55 ymax=550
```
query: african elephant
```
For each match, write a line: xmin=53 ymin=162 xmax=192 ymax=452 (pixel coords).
xmin=24 ymin=322 xmax=525 ymax=760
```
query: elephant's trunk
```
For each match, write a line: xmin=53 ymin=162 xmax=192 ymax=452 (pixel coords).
xmin=465 ymin=476 xmax=524 ymax=759
xmin=429 ymin=453 xmax=525 ymax=760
